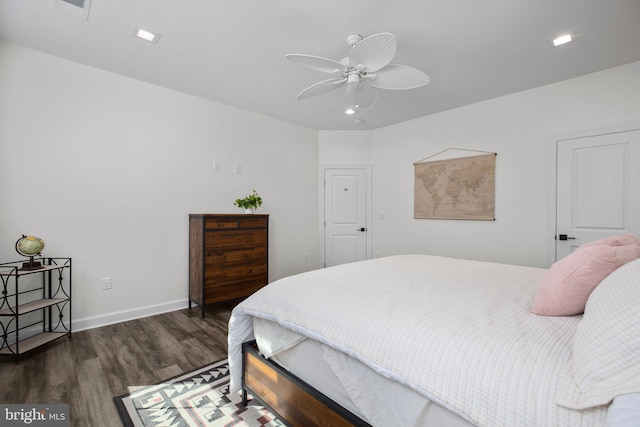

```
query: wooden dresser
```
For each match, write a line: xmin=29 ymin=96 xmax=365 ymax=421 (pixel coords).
xmin=189 ymin=214 xmax=269 ymax=318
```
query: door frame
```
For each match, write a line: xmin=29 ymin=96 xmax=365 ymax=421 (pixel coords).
xmin=546 ymin=121 xmax=640 ymax=266
xmin=319 ymin=164 xmax=372 ymax=269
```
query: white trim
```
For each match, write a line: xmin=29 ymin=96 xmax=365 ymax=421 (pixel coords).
xmin=546 ymin=121 xmax=640 ymax=267
xmin=319 ymin=164 xmax=372 ymax=269
xmin=53 ymin=0 xmax=92 ymax=20
xmin=72 ymin=298 xmax=189 ymax=332
xmin=545 ymin=137 xmax=558 ymax=268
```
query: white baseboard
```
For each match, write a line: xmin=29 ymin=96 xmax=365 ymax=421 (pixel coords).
xmin=72 ymin=298 xmax=191 ymax=332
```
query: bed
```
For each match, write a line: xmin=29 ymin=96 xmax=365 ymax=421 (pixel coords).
xmin=227 ymin=254 xmax=640 ymax=426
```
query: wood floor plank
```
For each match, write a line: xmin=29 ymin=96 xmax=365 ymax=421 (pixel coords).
xmin=177 ymin=336 xmax=226 ymax=368
xmin=154 ymin=308 xmax=201 ymax=336
xmin=92 ymin=321 xmax=158 ymax=395
xmin=156 ymin=363 xmax=184 ymax=380
xmin=131 ymin=315 xmax=185 ymax=370
xmin=0 ymin=303 xmax=236 ymax=426
xmin=69 ymin=329 xmax=98 ymax=363
xmin=75 ymin=357 xmax=121 ymax=427
xmin=22 ymin=349 xmax=48 ymax=403
xmin=46 ymin=337 xmax=76 ymax=387
xmin=0 ymin=361 xmax=27 ymax=402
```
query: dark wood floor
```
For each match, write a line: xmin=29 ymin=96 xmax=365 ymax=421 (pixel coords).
xmin=0 ymin=302 xmax=236 ymax=427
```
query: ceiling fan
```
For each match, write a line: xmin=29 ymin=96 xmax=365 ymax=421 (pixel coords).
xmin=286 ymin=32 xmax=430 ymax=112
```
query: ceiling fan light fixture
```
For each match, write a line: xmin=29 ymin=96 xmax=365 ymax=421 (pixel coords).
xmin=347 ymin=73 xmax=361 ymax=85
xmin=345 ymin=108 xmax=357 ymax=115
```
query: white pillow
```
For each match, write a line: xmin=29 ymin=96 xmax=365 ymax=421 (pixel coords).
xmin=556 ymin=258 xmax=640 ymax=409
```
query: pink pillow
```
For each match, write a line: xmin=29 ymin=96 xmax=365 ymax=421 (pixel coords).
xmin=580 ymin=233 xmax=640 ymax=248
xmin=531 ymin=244 xmax=640 ymax=316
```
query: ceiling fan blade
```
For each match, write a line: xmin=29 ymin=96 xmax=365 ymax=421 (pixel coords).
xmin=367 ymin=64 xmax=430 ymax=90
xmin=296 ymin=78 xmax=346 ymax=100
xmin=286 ymin=54 xmax=344 ymax=74
xmin=349 ymin=32 xmax=396 ymax=72
xmin=345 ymin=83 xmax=378 ymax=110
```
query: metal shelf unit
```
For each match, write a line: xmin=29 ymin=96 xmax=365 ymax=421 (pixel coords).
xmin=0 ymin=258 xmax=71 ymax=363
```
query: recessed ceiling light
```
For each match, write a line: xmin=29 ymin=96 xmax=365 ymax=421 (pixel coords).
xmin=553 ymin=34 xmax=572 ymax=47
xmin=133 ymin=26 xmax=160 ymax=44
xmin=345 ymin=108 xmax=357 ymax=115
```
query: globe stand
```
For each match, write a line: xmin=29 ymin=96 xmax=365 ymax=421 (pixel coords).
xmin=20 ymin=256 xmax=43 ymax=271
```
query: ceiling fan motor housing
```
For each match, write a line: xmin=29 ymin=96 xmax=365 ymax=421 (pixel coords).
xmin=347 ymin=73 xmax=361 ymax=84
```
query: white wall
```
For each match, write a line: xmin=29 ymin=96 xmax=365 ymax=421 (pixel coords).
xmin=318 ymin=131 xmax=372 ymax=164
xmin=0 ymin=41 xmax=319 ymax=329
xmin=321 ymin=61 xmax=640 ymax=268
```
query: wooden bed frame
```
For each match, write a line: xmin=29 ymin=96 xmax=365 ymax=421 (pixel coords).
xmin=241 ymin=341 xmax=371 ymax=427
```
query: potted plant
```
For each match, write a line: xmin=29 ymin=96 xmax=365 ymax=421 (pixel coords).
xmin=234 ymin=190 xmax=263 ymax=213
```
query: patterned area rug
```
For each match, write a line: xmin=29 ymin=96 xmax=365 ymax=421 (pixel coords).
xmin=114 ymin=358 xmax=284 ymax=427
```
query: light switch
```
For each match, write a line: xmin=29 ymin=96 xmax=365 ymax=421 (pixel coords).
xmin=235 ymin=163 xmax=242 ymax=174
xmin=212 ymin=161 xmax=220 ymax=172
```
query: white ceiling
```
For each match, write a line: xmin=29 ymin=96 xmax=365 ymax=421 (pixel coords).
xmin=1 ymin=0 xmax=639 ymax=130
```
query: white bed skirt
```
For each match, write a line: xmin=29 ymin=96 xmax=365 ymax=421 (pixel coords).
xmin=254 ymin=317 xmax=474 ymax=427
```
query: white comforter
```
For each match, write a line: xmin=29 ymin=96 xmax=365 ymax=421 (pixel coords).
xmin=228 ymin=255 xmax=608 ymax=426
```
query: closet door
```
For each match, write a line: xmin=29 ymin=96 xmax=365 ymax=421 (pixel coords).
xmin=323 ymin=167 xmax=369 ymax=267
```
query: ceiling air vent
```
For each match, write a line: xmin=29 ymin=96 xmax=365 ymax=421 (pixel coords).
xmin=63 ymin=0 xmax=85 ymax=7
xmin=53 ymin=0 xmax=92 ymax=20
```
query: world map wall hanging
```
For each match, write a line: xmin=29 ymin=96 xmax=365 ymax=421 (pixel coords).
xmin=414 ymin=150 xmax=496 ymax=220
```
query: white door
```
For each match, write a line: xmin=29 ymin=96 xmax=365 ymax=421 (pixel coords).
xmin=555 ymin=129 xmax=640 ymax=260
xmin=323 ymin=167 xmax=369 ymax=267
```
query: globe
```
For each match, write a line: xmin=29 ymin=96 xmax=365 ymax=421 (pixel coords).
xmin=16 ymin=235 xmax=45 ymax=257
xmin=15 ymin=235 xmax=45 ymax=271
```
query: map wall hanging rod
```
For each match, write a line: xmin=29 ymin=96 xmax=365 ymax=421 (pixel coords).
xmin=414 ymin=148 xmax=496 ymax=165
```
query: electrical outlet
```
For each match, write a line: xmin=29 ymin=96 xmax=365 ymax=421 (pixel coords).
xmin=101 ymin=277 xmax=112 ymax=290
xmin=304 ymin=252 xmax=309 ymax=261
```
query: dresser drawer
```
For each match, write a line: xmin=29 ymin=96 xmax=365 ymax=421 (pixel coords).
xmin=204 ymin=276 xmax=267 ymax=304
xmin=238 ymin=216 xmax=268 ymax=228
xmin=205 ymin=246 xmax=267 ymax=264
xmin=204 ymin=215 xmax=268 ymax=230
xmin=205 ymin=260 xmax=267 ymax=282
xmin=205 ymin=229 xmax=267 ymax=248
xmin=205 ymin=217 xmax=240 ymax=229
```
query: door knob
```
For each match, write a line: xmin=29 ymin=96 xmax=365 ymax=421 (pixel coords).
xmin=557 ymin=234 xmax=576 ymax=241
xmin=358 ymin=227 xmax=367 ymax=232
